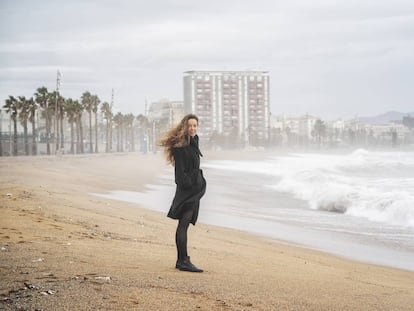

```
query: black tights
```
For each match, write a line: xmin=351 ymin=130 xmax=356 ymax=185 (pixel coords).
xmin=176 ymin=208 xmax=193 ymax=262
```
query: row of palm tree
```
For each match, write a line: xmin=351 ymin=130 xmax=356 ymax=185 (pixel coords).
xmin=1 ymin=87 xmax=151 ymax=156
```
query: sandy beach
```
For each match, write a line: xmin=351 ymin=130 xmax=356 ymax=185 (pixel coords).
xmin=1 ymin=152 xmax=414 ymax=310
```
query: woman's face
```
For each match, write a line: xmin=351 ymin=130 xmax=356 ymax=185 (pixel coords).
xmin=187 ymin=118 xmax=198 ymax=137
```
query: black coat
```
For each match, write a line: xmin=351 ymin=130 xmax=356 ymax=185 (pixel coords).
xmin=167 ymin=135 xmax=206 ymax=225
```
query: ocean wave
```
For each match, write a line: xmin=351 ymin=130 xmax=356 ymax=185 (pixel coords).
xmin=205 ymin=150 xmax=414 ymax=228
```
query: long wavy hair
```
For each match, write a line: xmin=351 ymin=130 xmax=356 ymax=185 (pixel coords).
xmin=159 ymin=114 xmax=199 ymax=165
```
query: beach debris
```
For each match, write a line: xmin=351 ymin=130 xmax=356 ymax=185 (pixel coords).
xmin=72 ymin=275 xmax=88 ymax=281
xmin=216 ymin=299 xmax=228 ymax=307
xmin=6 ymin=193 xmax=12 ymax=198
xmin=1 ymin=282 xmax=39 ymax=303
xmin=94 ymin=276 xmax=111 ymax=281
xmin=32 ymin=258 xmax=44 ymax=262
xmin=1 ymin=246 xmax=6 ymax=251
xmin=40 ymin=290 xmax=55 ymax=296
xmin=1 ymin=296 xmax=11 ymax=303
xmin=24 ymin=282 xmax=39 ymax=290
xmin=41 ymin=272 xmax=56 ymax=278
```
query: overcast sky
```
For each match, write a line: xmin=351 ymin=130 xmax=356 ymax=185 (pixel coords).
xmin=1 ymin=0 xmax=413 ymax=120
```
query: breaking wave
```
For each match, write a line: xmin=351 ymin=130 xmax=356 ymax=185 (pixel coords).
xmin=205 ymin=149 xmax=414 ymax=228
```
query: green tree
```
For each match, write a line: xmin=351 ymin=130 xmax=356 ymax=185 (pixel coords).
xmin=113 ymin=112 xmax=124 ymax=152
xmin=101 ymin=102 xmax=113 ymax=153
xmin=0 ymin=108 xmax=3 ymax=156
xmin=49 ymin=90 xmax=65 ymax=152
xmin=27 ymin=97 xmax=38 ymax=155
xmin=91 ymin=95 xmax=100 ymax=153
xmin=81 ymin=91 xmax=93 ymax=153
xmin=35 ymin=87 xmax=52 ymax=154
xmin=136 ymin=114 xmax=149 ymax=152
xmin=58 ymin=93 xmax=65 ymax=150
xmin=73 ymin=100 xmax=84 ymax=154
xmin=65 ymin=98 xmax=78 ymax=154
xmin=3 ymin=96 xmax=18 ymax=156
xmin=17 ymin=96 xmax=30 ymax=155
xmin=124 ymin=113 xmax=135 ymax=152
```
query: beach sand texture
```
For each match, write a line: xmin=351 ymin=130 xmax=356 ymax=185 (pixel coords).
xmin=1 ymin=153 xmax=413 ymax=310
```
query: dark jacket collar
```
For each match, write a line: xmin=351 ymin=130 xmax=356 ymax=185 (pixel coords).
xmin=189 ymin=135 xmax=203 ymax=157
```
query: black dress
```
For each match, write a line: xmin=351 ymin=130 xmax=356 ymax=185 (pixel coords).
xmin=167 ymin=135 xmax=207 ymax=225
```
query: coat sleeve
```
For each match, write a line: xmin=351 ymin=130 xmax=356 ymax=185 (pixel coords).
xmin=173 ymin=148 xmax=193 ymax=189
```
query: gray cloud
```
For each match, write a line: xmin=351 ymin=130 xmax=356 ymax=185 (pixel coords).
xmin=1 ymin=0 xmax=413 ymax=119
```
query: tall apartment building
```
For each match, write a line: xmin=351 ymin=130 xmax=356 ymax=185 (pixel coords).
xmin=183 ymin=71 xmax=270 ymax=143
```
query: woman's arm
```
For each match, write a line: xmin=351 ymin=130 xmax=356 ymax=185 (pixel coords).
xmin=173 ymin=148 xmax=192 ymax=189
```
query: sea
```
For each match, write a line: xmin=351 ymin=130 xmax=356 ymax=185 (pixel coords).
xmin=93 ymin=149 xmax=414 ymax=271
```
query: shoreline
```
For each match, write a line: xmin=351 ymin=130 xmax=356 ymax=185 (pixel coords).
xmin=93 ymin=178 xmax=414 ymax=273
xmin=1 ymin=152 xmax=414 ymax=310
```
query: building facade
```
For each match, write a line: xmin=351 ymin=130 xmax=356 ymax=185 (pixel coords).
xmin=147 ymin=98 xmax=184 ymax=126
xmin=183 ymin=71 xmax=270 ymax=144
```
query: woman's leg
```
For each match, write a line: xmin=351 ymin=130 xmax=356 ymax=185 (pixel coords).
xmin=176 ymin=207 xmax=193 ymax=262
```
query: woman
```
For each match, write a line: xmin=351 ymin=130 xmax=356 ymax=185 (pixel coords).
xmin=159 ymin=114 xmax=207 ymax=273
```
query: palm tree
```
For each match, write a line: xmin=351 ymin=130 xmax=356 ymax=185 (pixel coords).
xmin=124 ymin=113 xmax=135 ymax=152
xmin=58 ymin=94 xmax=65 ymax=150
xmin=17 ymin=96 xmax=30 ymax=155
xmin=49 ymin=91 xmax=65 ymax=152
xmin=81 ymin=91 xmax=93 ymax=153
xmin=3 ymin=96 xmax=18 ymax=156
xmin=73 ymin=100 xmax=84 ymax=154
xmin=27 ymin=97 xmax=38 ymax=155
xmin=0 ymin=108 xmax=3 ymax=156
xmin=136 ymin=114 xmax=149 ymax=152
xmin=101 ymin=102 xmax=112 ymax=153
xmin=113 ymin=112 xmax=124 ymax=152
xmin=91 ymin=94 xmax=100 ymax=153
xmin=65 ymin=98 xmax=78 ymax=154
xmin=35 ymin=87 xmax=51 ymax=155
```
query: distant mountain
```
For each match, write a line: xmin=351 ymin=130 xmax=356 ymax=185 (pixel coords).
xmin=358 ymin=111 xmax=414 ymax=124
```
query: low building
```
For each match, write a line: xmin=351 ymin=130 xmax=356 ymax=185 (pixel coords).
xmin=147 ymin=99 xmax=184 ymax=127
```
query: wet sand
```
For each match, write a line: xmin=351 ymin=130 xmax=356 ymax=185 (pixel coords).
xmin=1 ymin=152 xmax=414 ymax=310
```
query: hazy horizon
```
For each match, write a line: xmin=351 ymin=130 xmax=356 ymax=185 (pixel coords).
xmin=1 ymin=0 xmax=413 ymax=120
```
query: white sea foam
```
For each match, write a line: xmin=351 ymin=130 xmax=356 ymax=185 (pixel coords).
xmin=204 ymin=149 xmax=414 ymax=228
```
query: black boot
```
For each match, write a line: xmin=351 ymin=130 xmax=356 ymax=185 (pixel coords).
xmin=176 ymin=256 xmax=203 ymax=273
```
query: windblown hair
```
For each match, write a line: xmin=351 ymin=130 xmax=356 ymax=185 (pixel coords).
xmin=159 ymin=114 xmax=199 ymax=165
